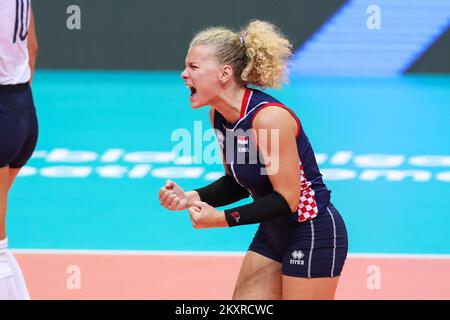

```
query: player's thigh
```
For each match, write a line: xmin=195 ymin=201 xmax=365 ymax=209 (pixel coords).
xmin=233 ymin=250 xmax=282 ymax=300
xmin=282 ymin=275 xmax=340 ymax=300
xmin=0 ymin=166 xmax=9 ymax=239
xmin=8 ymin=168 xmax=21 ymax=190
xmin=0 ymin=166 xmax=9 ymax=200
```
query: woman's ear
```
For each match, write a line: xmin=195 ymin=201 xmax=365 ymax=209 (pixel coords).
xmin=220 ymin=65 xmax=233 ymax=83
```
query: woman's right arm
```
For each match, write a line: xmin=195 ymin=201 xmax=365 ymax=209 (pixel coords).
xmin=180 ymin=108 xmax=227 ymax=206
xmin=159 ymin=109 xmax=248 ymax=211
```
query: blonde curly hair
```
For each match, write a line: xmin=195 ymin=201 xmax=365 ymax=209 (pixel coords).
xmin=190 ymin=20 xmax=292 ymax=89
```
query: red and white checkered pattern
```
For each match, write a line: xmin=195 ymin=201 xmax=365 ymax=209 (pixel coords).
xmin=297 ymin=163 xmax=319 ymax=222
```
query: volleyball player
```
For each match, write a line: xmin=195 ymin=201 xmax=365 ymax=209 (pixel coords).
xmin=159 ymin=20 xmax=348 ymax=300
xmin=0 ymin=0 xmax=38 ymax=299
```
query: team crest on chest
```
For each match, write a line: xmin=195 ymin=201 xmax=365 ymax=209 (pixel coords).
xmin=237 ymin=135 xmax=249 ymax=152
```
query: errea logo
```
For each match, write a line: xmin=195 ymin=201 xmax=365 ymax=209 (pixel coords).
xmin=290 ymin=250 xmax=305 ymax=266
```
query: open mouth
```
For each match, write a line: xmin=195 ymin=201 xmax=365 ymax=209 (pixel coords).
xmin=188 ymin=86 xmax=198 ymax=99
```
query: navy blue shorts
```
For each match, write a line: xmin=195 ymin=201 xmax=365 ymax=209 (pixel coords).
xmin=0 ymin=83 xmax=38 ymax=168
xmin=248 ymin=202 xmax=348 ymax=278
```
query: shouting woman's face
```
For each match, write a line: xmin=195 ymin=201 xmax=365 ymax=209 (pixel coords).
xmin=181 ymin=45 xmax=224 ymax=109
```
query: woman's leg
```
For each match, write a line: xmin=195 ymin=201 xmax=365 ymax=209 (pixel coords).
xmin=282 ymin=275 xmax=340 ymax=300
xmin=0 ymin=166 xmax=30 ymax=299
xmin=8 ymin=168 xmax=21 ymax=190
xmin=0 ymin=166 xmax=16 ymax=299
xmin=0 ymin=166 xmax=23 ymax=239
xmin=0 ymin=166 xmax=23 ymax=240
xmin=0 ymin=166 xmax=9 ymax=240
xmin=232 ymin=251 xmax=282 ymax=300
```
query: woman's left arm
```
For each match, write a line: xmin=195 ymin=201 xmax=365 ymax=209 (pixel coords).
xmin=252 ymin=106 xmax=301 ymax=212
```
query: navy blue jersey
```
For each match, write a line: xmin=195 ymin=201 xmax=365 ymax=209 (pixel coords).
xmin=213 ymin=87 xmax=331 ymax=222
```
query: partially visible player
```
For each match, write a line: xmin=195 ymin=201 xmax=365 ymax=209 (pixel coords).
xmin=0 ymin=0 xmax=38 ymax=299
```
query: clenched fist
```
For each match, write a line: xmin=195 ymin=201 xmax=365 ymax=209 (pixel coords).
xmin=159 ymin=180 xmax=198 ymax=211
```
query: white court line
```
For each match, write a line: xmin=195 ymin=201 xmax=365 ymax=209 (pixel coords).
xmin=347 ymin=253 xmax=450 ymax=260
xmin=10 ymin=249 xmax=246 ymax=256
xmin=9 ymin=249 xmax=450 ymax=260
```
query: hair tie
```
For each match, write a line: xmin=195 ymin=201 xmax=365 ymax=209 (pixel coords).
xmin=240 ymin=31 xmax=248 ymax=46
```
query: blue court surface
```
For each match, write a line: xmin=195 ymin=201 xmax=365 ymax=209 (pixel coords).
xmin=7 ymin=71 xmax=450 ymax=255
